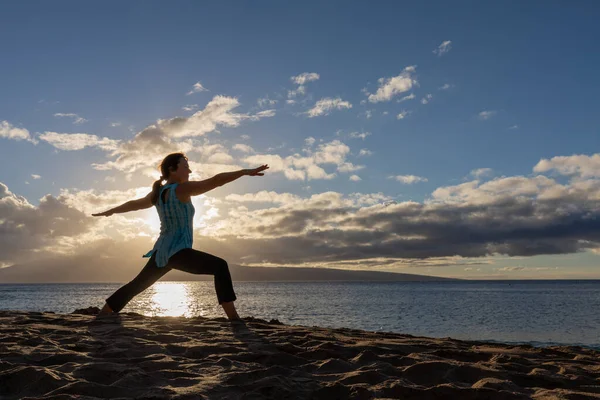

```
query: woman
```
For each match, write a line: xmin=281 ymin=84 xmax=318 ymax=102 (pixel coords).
xmin=92 ymin=152 xmax=269 ymax=320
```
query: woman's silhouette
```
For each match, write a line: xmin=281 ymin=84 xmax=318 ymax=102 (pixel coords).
xmin=92 ymin=153 xmax=268 ymax=320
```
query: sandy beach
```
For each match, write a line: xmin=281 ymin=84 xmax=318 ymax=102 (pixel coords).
xmin=1 ymin=310 xmax=599 ymax=399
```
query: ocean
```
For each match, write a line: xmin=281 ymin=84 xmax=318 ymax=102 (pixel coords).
xmin=1 ymin=280 xmax=599 ymax=348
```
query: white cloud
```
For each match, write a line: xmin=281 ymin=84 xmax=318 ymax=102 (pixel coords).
xmin=39 ymin=132 xmax=120 ymax=151
xmin=255 ymin=109 xmax=276 ymax=118
xmin=54 ymin=113 xmax=87 ymax=124
xmin=421 ymin=94 xmax=433 ymax=105
xmin=365 ymin=110 xmax=373 ymax=119
xmin=368 ymin=66 xmax=417 ymax=103
xmin=389 ymin=175 xmax=428 ymax=184
xmin=350 ymin=175 xmax=361 ymax=181
xmin=358 ymin=149 xmax=372 ymax=157
xmin=288 ymin=85 xmax=306 ymax=98
xmin=242 ymin=139 xmax=355 ymax=181
xmin=110 ymin=122 xmax=121 ymax=127
xmin=470 ymin=168 xmax=493 ymax=178
xmin=290 ymin=72 xmax=320 ymax=85
xmin=286 ymin=99 xmax=296 ymax=105
xmin=433 ymin=40 xmax=452 ymax=56
xmin=31 ymin=174 xmax=41 ymax=180
xmin=0 ymin=121 xmax=37 ymax=143
xmin=186 ymin=81 xmax=208 ymax=95
xmin=241 ymin=134 xmax=250 ymax=140
xmin=182 ymin=104 xmax=199 ymax=112
xmin=233 ymin=143 xmax=255 ymax=153
xmin=226 ymin=191 xmax=301 ymax=205
xmin=509 ymin=125 xmax=519 ymax=130
xmin=257 ymin=97 xmax=278 ymax=108
xmin=397 ymin=93 xmax=415 ymax=103
xmin=349 ymin=131 xmax=371 ymax=140
xmin=304 ymin=137 xmax=316 ymax=146
xmin=306 ymin=97 xmax=352 ymax=117
xmin=439 ymin=83 xmax=453 ymax=90
xmin=533 ymin=154 xmax=600 ymax=178
xmin=478 ymin=110 xmax=497 ymax=120
xmin=397 ymin=110 xmax=411 ymax=119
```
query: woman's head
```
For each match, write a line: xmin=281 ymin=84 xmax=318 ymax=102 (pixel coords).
xmin=150 ymin=153 xmax=191 ymax=205
xmin=159 ymin=153 xmax=191 ymax=182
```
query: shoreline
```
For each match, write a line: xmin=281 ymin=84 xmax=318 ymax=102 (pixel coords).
xmin=1 ymin=310 xmax=599 ymax=399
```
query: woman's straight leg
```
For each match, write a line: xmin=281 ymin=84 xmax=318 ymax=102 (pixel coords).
xmin=167 ymin=248 xmax=237 ymax=304
xmin=105 ymin=252 xmax=171 ymax=313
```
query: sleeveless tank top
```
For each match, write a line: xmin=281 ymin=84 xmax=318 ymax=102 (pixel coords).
xmin=143 ymin=183 xmax=195 ymax=268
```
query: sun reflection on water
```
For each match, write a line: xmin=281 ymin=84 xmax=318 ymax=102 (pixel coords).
xmin=147 ymin=282 xmax=196 ymax=317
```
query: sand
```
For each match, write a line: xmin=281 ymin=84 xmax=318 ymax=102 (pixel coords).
xmin=1 ymin=309 xmax=599 ymax=399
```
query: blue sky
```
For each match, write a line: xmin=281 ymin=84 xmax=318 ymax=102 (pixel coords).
xmin=2 ymin=1 xmax=600 ymax=280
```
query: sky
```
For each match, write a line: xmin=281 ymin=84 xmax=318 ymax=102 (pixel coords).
xmin=1 ymin=1 xmax=600 ymax=281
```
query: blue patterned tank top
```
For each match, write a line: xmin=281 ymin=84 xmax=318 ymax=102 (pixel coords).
xmin=143 ymin=183 xmax=195 ymax=268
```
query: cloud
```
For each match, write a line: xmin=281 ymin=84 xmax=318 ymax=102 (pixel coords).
xmin=349 ymin=131 xmax=371 ymax=140
xmin=255 ymin=109 xmax=276 ymax=118
xmin=350 ymin=175 xmax=361 ymax=181
xmin=397 ymin=93 xmax=415 ymax=103
xmin=533 ymin=154 xmax=600 ymax=178
xmin=0 ymin=182 xmax=97 ymax=267
xmin=306 ymin=97 xmax=352 ymax=117
xmin=232 ymin=143 xmax=255 ymax=153
xmin=182 ymin=104 xmax=199 ymax=112
xmin=509 ymin=125 xmax=519 ymax=130
xmin=433 ymin=40 xmax=452 ymax=56
xmin=287 ymin=85 xmax=306 ymax=98
xmin=242 ymin=139 xmax=360 ymax=181
xmin=397 ymin=110 xmax=411 ymax=120
xmin=91 ymin=96 xmax=274 ymax=174
xmin=54 ymin=113 xmax=87 ymax=125
xmin=226 ymin=191 xmax=301 ymax=205
xmin=110 ymin=122 xmax=122 ymax=127
xmin=421 ymin=94 xmax=433 ymax=105
xmin=290 ymin=72 xmax=320 ymax=85
xmin=186 ymin=81 xmax=208 ymax=95
xmin=31 ymin=174 xmax=41 ymax=180
xmin=439 ymin=83 xmax=453 ymax=90
xmin=368 ymin=66 xmax=417 ymax=103
xmin=478 ymin=110 xmax=497 ymax=120
xmin=470 ymin=168 xmax=493 ymax=178
xmin=257 ymin=97 xmax=278 ymax=108
xmin=39 ymin=132 xmax=120 ymax=151
xmin=389 ymin=175 xmax=428 ymax=184
xmin=0 ymin=121 xmax=37 ymax=144
xmin=358 ymin=149 xmax=373 ymax=157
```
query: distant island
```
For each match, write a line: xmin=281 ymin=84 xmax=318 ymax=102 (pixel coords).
xmin=0 ymin=256 xmax=455 ymax=283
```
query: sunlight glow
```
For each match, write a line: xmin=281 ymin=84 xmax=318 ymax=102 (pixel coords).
xmin=148 ymin=282 xmax=195 ymax=317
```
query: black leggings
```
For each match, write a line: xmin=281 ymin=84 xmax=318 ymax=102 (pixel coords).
xmin=105 ymin=248 xmax=237 ymax=313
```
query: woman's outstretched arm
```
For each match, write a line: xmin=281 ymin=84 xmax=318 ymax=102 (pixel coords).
xmin=92 ymin=192 xmax=153 ymax=217
xmin=180 ymin=165 xmax=269 ymax=197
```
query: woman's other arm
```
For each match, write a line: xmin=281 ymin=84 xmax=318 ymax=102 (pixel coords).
xmin=92 ymin=192 xmax=153 ymax=217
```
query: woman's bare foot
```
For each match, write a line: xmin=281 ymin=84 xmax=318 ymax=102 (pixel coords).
xmin=98 ymin=302 xmax=114 ymax=316
xmin=221 ymin=301 xmax=240 ymax=320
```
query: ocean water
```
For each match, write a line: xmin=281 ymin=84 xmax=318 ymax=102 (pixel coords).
xmin=1 ymin=280 xmax=599 ymax=348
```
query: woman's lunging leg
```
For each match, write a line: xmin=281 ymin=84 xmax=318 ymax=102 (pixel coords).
xmin=103 ymin=253 xmax=170 ymax=314
xmin=167 ymin=248 xmax=239 ymax=319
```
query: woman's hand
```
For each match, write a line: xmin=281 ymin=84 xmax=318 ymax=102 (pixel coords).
xmin=246 ymin=164 xmax=269 ymax=176
xmin=92 ymin=210 xmax=114 ymax=217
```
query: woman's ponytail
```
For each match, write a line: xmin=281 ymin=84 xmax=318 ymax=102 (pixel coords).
xmin=150 ymin=177 xmax=165 ymax=205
